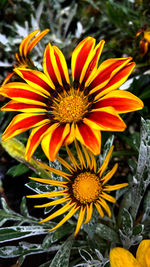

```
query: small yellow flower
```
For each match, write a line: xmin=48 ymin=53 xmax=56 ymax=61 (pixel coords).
xmin=136 ymin=24 xmax=150 ymax=57
xmin=2 ymin=29 xmax=49 ymax=85
xmin=109 ymin=239 xmax=150 ymax=267
xmin=27 ymin=142 xmax=128 ymax=236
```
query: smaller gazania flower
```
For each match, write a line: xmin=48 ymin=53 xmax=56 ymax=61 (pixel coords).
xmin=2 ymin=29 xmax=49 ymax=85
xmin=109 ymin=239 xmax=150 ymax=267
xmin=0 ymin=36 xmax=143 ymax=161
xmin=136 ymin=24 xmax=150 ymax=57
xmin=27 ymin=142 xmax=128 ymax=236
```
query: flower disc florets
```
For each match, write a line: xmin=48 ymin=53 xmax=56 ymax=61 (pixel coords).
xmin=51 ymin=92 xmax=88 ymax=123
xmin=72 ymin=172 xmax=101 ymax=204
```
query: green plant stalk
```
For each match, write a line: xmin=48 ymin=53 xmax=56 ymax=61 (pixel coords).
xmin=0 ymin=137 xmax=51 ymax=179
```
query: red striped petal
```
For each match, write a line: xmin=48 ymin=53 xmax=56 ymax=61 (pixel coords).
xmin=14 ymin=68 xmax=54 ymax=95
xmin=88 ymin=58 xmax=132 ymax=93
xmin=41 ymin=124 xmax=70 ymax=161
xmin=93 ymin=62 xmax=135 ymax=100
xmin=86 ymin=108 xmax=126 ymax=131
xmin=63 ymin=122 xmax=75 ymax=145
xmin=1 ymin=83 xmax=47 ymax=105
xmin=53 ymin=46 xmax=70 ymax=88
xmin=43 ymin=43 xmax=62 ymax=88
xmin=19 ymin=30 xmax=39 ymax=58
xmin=82 ymin=40 xmax=105 ymax=87
xmin=76 ymin=122 xmax=101 ymax=155
xmin=2 ymin=114 xmax=48 ymax=141
xmin=72 ymin=37 xmax=95 ymax=84
xmin=1 ymin=100 xmax=47 ymax=113
xmin=93 ymin=90 xmax=144 ymax=113
xmin=25 ymin=122 xmax=51 ymax=160
xmin=27 ymin=29 xmax=50 ymax=54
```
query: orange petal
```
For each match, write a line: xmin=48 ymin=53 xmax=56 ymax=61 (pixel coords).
xmin=1 ymin=100 xmax=47 ymax=113
xmin=84 ymin=107 xmax=126 ymax=131
xmin=83 ymin=40 xmax=105 ymax=87
xmin=49 ymin=204 xmax=79 ymax=233
xmin=0 ymin=82 xmax=48 ymax=106
xmin=2 ymin=113 xmax=48 ymax=141
xmin=2 ymin=72 xmax=14 ymax=86
xmin=74 ymin=206 xmax=86 ymax=236
xmin=27 ymin=29 xmax=50 ymax=54
xmin=25 ymin=122 xmax=51 ymax=161
xmin=140 ymin=39 xmax=148 ymax=57
xmin=94 ymin=202 xmax=104 ymax=218
xmin=75 ymin=122 xmax=101 ymax=155
xmin=19 ymin=30 xmax=39 ymax=58
xmin=136 ymin=29 xmax=143 ymax=37
xmin=98 ymin=146 xmax=114 ymax=176
xmin=71 ymin=37 xmax=96 ymax=86
xmin=14 ymin=68 xmax=54 ymax=95
xmin=40 ymin=201 xmax=74 ymax=223
xmin=41 ymin=123 xmax=70 ymax=161
xmin=63 ymin=122 xmax=75 ymax=145
xmin=84 ymin=203 xmax=93 ymax=224
xmin=93 ymin=90 xmax=144 ymax=113
xmin=94 ymin=62 xmax=136 ymax=100
xmin=88 ymin=57 xmax=133 ymax=95
xmin=43 ymin=43 xmax=63 ymax=88
xmin=143 ymin=30 xmax=150 ymax=42
xmin=53 ymin=45 xmax=70 ymax=88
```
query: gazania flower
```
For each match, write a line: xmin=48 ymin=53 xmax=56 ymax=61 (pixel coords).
xmin=2 ymin=29 xmax=49 ymax=85
xmin=136 ymin=25 xmax=150 ymax=57
xmin=109 ymin=239 xmax=150 ymax=267
xmin=1 ymin=36 xmax=143 ymax=161
xmin=27 ymin=143 xmax=128 ymax=236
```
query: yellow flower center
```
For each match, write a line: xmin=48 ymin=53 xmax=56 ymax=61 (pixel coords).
xmin=72 ymin=172 xmax=101 ymax=204
xmin=52 ymin=93 xmax=88 ymax=123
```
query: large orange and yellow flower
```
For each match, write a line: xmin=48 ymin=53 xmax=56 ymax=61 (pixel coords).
xmin=1 ymin=36 xmax=143 ymax=161
xmin=2 ymin=29 xmax=49 ymax=85
xmin=27 ymin=143 xmax=128 ymax=236
xmin=110 ymin=239 xmax=150 ymax=267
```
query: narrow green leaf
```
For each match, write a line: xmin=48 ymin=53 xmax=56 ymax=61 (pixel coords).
xmin=0 ymin=246 xmax=22 ymax=258
xmin=7 ymin=163 xmax=29 ymax=177
xmin=50 ymin=236 xmax=74 ymax=267
xmin=121 ymin=209 xmax=133 ymax=236
xmin=0 ymin=226 xmax=49 ymax=243
xmin=99 ymin=135 xmax=114 ymax=166
xmin=26 ymin=181 xmax=54 ymax=194
xmin=20 ymin=197 xmax=29 ymax=217
xmin=0 ymin=242 xmax=42 ymax=258
xmin=133 ymin=224 xmax=143 ymax=236
xmin=42 ymin=224 xmax=73 ymax=250
xmin=96 ymin=223 xmax=119 ymax=243
xmin=131 ymin=118 xmax=150 ymax=220
xmin=1 ymin=198 xmax=18 ymax=215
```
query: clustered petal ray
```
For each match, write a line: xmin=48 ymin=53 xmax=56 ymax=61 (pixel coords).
xmin=27 ymin=144 xmax=128 ymax=236
xmin=2 ymin=29 xmax=49 ymax=85
xmin=1 ymin=35 xmax=144 ymax=161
